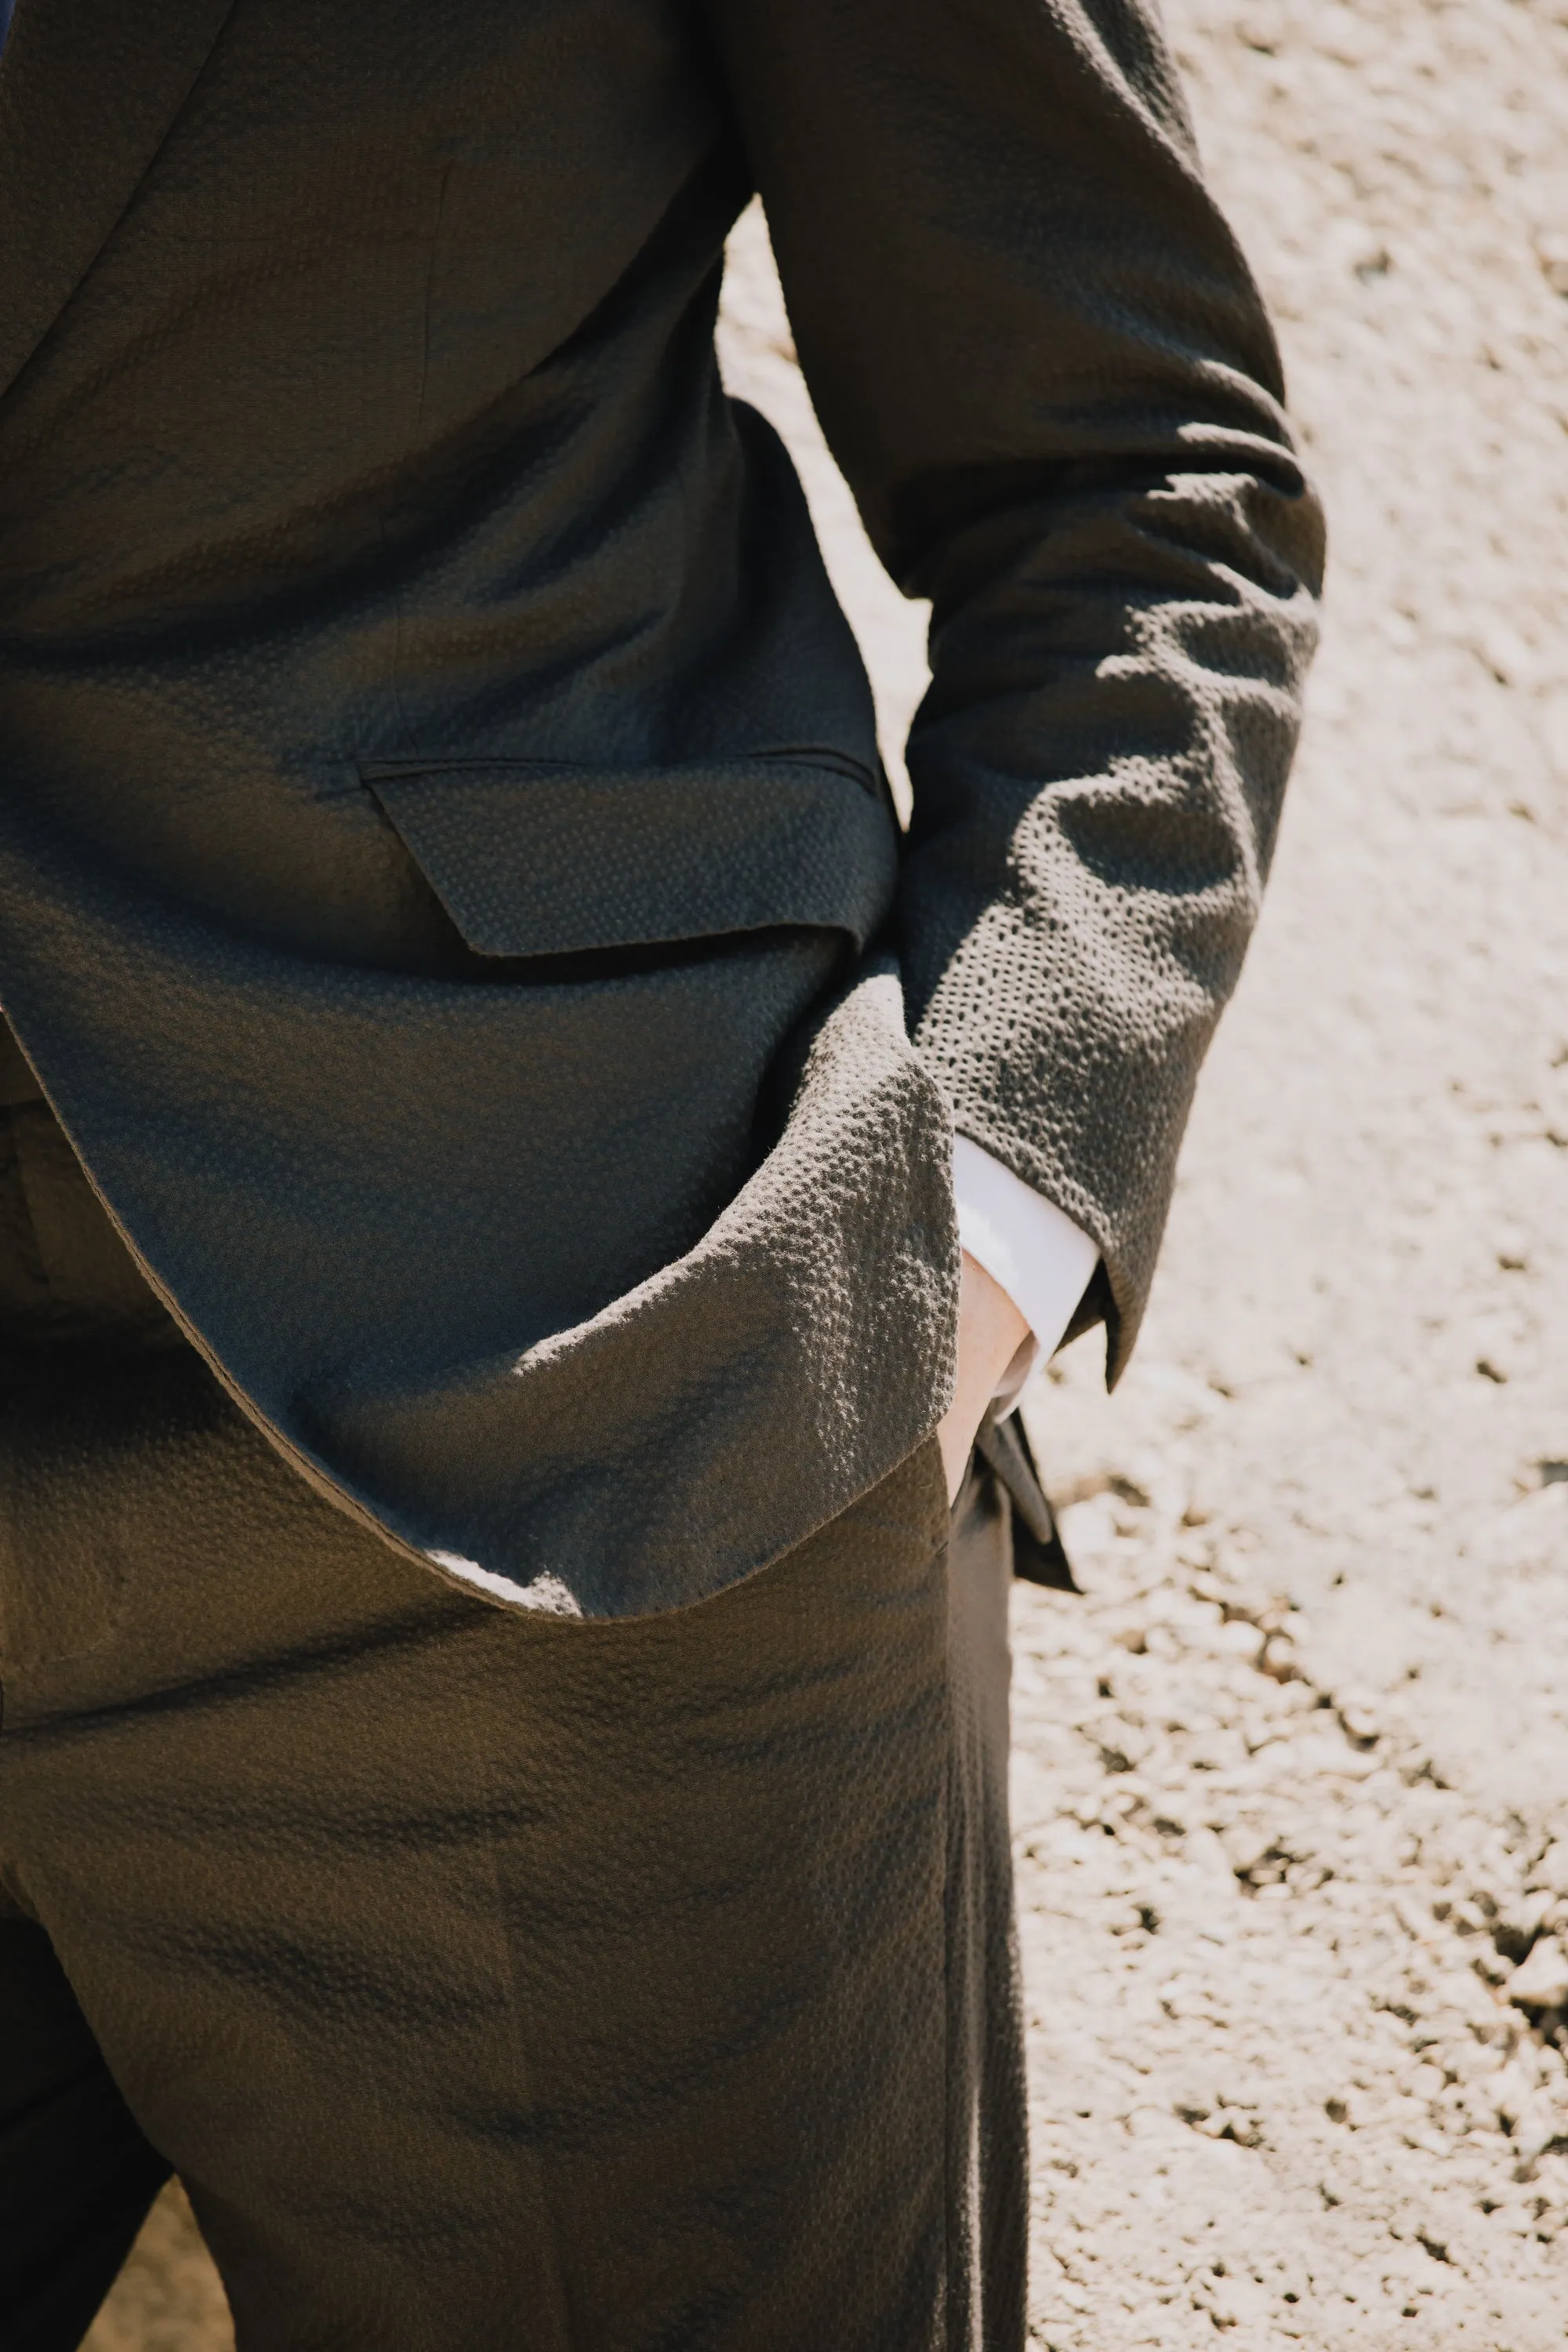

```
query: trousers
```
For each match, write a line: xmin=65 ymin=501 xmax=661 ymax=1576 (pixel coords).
xmin=0 ymin=1073 xmax=1027 ymax=2350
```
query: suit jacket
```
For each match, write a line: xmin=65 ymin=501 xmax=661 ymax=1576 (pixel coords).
xmin=0 ymin=0 xmax=1323 ymax=1617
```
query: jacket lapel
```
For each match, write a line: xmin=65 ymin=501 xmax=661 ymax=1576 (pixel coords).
xmin=0 ymin=0 xmax=238 ymax=401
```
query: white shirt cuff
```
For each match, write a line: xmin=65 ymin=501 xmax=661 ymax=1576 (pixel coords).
xmin=951 ymin=1134 xmax=1100 ymax=1406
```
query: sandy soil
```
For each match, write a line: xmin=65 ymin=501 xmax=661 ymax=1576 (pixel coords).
xmin=89 ymin=0 xmax=1568 ymax=2342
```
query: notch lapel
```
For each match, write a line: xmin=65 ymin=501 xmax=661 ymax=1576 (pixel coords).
xmin=0 ymin=0 xmax=238 ymax=401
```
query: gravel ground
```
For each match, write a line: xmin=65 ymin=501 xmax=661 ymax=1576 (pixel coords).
xmin=1002 ymin=2 xmax=1568 ymax=2341
xmin=90 ymin=1 xmax=1568 ymax=2342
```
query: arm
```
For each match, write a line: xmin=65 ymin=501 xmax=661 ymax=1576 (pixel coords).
xmin=706 ymin=0 xmax=1325 ymax=1384
xmin=940 ymin=1140 xmax=1100 ymax=1500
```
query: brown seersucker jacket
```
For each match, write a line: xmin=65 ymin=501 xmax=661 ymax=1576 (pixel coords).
xmin=0 ymin=0 xmax=1323 ymax=1613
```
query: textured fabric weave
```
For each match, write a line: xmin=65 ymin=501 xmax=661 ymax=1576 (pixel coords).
xmin=0 ymin=1105 xmax=1028 ymax=2347
xmin=0 ymin=0 xmax=1321 ymax=1611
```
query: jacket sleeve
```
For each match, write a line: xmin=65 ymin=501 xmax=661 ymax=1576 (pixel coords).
xmin=702 ymin=0 xmax=1325 ymax=1380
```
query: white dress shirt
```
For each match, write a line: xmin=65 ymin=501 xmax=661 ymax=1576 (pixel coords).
xmin=950 ymin=1135 xmax=1099 ymax=1405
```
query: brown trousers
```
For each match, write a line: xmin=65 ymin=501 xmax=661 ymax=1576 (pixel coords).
xmin=0 ymin=1084 xmax=1026 ymax=2351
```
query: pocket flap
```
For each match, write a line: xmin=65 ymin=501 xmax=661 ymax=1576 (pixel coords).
xmin=361 ymin=754 xmax=899 ymax=958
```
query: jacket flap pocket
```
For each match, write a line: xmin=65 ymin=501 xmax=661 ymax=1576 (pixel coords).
xmin=361 ymin=755 xmax=899 ymax=958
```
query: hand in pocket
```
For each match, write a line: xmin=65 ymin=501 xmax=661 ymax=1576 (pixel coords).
xmin=935 ymin=1251 xmax=1031 ymax=1505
